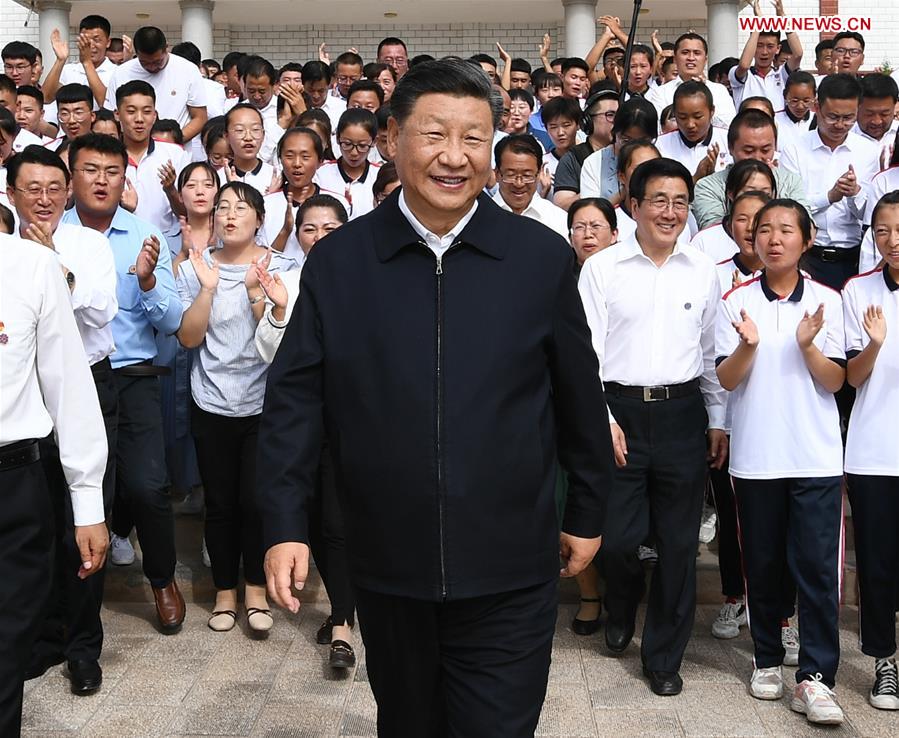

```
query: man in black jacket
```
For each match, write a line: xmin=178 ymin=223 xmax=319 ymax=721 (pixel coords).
xmin=258 ymin=58 xmax=615 ymax=738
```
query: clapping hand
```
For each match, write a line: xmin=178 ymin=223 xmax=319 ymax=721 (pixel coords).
xmin=695 ymin=143 xmax=720 ymax=181
xmin=120 ymin=177 xmax=138 ymax=211
xmin=495 ymin=42 xmax=511 ymax=63
xmin=537 ymin=166 xmax=553 ymax=198
xmin=318 ymin=42 xmax=331 ymax=65
xmin=256 ymin=261 xmax=289 ymax=311
xmin=245 ymin=248 xmax=272 ymax=291
xmin=862 ymin=304 xmax=887 ymax=346
xmin=190 ymin=244 xmax=219 ymax=292
xmin=51 ymin=28 xmax=69 ymax=62
xmin=829 ymin=165 xmax=860 ymax=203
xmin=796 ymin=303 xmax=826 ymax=348
xmin=539 ymin=33 xmax=552 ymax=60
xmin=122 ymin=34 xmax=134 ymax=61
xmin=158 ymin=159 xmax=177 ymax=191
xmin=732 ymin=308 xmax=759 ymax=346
xmin=76 ymin=31 xmax=94 ymax=65
xmin=136 ymin=235 xmax=161 ymax=291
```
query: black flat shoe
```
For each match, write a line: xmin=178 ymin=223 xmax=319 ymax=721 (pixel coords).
xmin=329 ymin=639 xmax=356 ymax=669
xmin=642 ymin=667 xmax=682 ymax=696
xmin=572 ymin=597 xmax=602 ymax=635
xmin=67 ymin=659 xmax=102 ymax=695
xmin=24 ymin=651 xmax=65 ymax=681
xmin=605 ymin=617 xmax=635 ymax=654
xmin=316 ymin=616 xmax=333 ymax=645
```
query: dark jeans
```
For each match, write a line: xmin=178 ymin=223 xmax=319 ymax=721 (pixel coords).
xmin=355 ymin=579 xmax=557 ymax=738
xmin=191 ymin=403 xmax=264 ymax=590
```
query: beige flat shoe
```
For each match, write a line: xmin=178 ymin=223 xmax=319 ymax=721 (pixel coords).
xmin=208 ymin=610 xmax=237 ymax=632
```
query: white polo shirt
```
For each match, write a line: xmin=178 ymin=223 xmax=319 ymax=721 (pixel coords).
xmin=59 ymin=57 xmax=117 ymax=108
xmin=728 ymin=64 xmax=789 ymax=111
xmin=851 ymin=120 xmax=898 ymax=171
xmin=232 ymin=158 xmax=276 ymax=196
xmin=51 ymin=222 xmax=118 ymax=365
xmin=843 ymin=267 xmax=899 ymax=475
xmin=13 ymin=128 xmax=43 ymax=153
xmin=260 ymin=185 xmax=351 ymax=264
xmin=491 ymin=190 xmax=569 ymax=241
xmin=779 ymin=129 xmax=881 ymax=249
xmin=859 ymin=165 xmax=899 ymax=273
xmin=312 ymin=95 xmax=346 ymax=138
xmin=691 ymin=222 xmax=738 ymax=264
xmin=127 ymin=138 xmax=192 ymax=239
xmin=717 ymin=272 xmax=844 ymax=479
xmin=578 ymin=233 xmax=726 ymax=429
xmin=774 ymin=110 xmax=812 ymax=153
xmin=645 ymin=76 xmax=737 ymax=128
xmin=655 ymin=127 xmax=730 ymax=176
xmin=313 ymin=159 xmax=380 ymax=220
xmin=105 ymin=54 xmax=207 ymax=131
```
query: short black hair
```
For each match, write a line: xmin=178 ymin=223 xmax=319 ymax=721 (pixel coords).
xmin=725 ymin=159 xmax=776 ymax=200
xmin=202 ymin=58 xmax=220 ymax=72
xmin=817 ymin=73 xmax=863 ymax=107
xmin=56 ymin=83 xmax=93 ymax=108
xmin=561 ymin=57 xmax=590 ymax=75
xmin=494 ymin=133 xmax=543 ymax=170
xmin=629 ymin=157 xmax=693 ymax=202
xmin=108 ymin=38 xmax=124 ymax=53
xmin=0 ymin=202 xmax=14 ymax=234
xmin=674 ymin=32 xmax=708 ymax=55
xmin=630 ymin=43 xmax=655 ymax=66
xmin=298 ymin=193 xmax=349 ymax=227
xmin=301 ymin=60 xmax=331 ymax=85
xmin=15 ymin=84 xmax=43 ymax=107
xmin=861 ymin=73 xmax=899 ymax=103
xmin=871 ymin=190 xmax=899 ymax=228
xmin=0 ymin=74 xmax=15 ymax=98
xmin=568 ymin=197 xmax=617 ymax=232
xmin=225 ymin=102 xmax=263 ymax=129
xmin=613 ymin=97 xmax=658 ymax=140
xmin=177 ymin=161 xmax=221 ymax=192
xmin=602 ymin=46 xmax=625 ymax=64
xmin=92 ymin=108 xmax=121 ymax=136
xmin=241 ymin=55 xmax=276 ymax=84
xmin=215 ymin=181 xmax=266 ymax=221
xmin=347 ymin=79 xmax=385 ymax=106
xmin=79 ymin=15 xmax=111 ymax=36
xmin=151 ymin=118 xmax=183 ymax=144
xmin=336 ymin=107 xmax=377 ymax=139
xmin=469 ymin=53 xmax=498 ymax=68
xmin=222 ymin=51 xmax=245 ymax=73
xmin=69 ymin=131 xmax=128 ymax=170
xmin=375 ymin=103 xmax=391 ymax=131
xmin=115 ymin=79 xmax=156 ymax=105
xmin=815 ymin=39 xmax=835 ymax=60
xmin=534 ymin=71 xmax=563 ymax=90
xmin=753 ymin=198 xmax=814 ymax=244
xmin=336 ymin=51 xmax=364 ymax=69
xmin=409 ymin=54 xmax=435 ymax=68
xmin=1 ymin=41 xmax=38 ymax=64
xmin=6 ymin=145 xmax=70 ymax=187
xmin=674 ymin=80 xmax=714 ymax=110
xmin=540 ymin=96 xmax=581 ymax=126
xmin=364 ymin=62 xmax=394 ymax=81
xmin=727 ymin=108 xmax=777 ymax=150
xmin=833 ymin=31 xmax=865 ymax=51
xmin=758 ymin=30 xmax=781 ymax=43
xmin=377 ymin=37 xmax=408 ymax=55
xmin=171 ymin=41 xmax=201 ymax=67
xmin=277 ymin=126 xmax=325 ymax=161
xmin=616 ymin=140 xmax=660 ymax=176
xmin=659 ymin=104 xmax=675 ymax=128
xmin=510 ymin=58 xmax=532 ymax=74
xmin=785 ymin=70 xmax=816 ymax=93
xmin=391 ymin=58 xmax=500 ymax=128
xmin=279 ymin=62 xmax=303 ymax=80
xmin=739 ymin=96 xmax=776 ymax=118
xmin=508 ymin=88 xmax=535 ymax=110
xmin=132 ymin=26 xmax=167 ymax=55
xmin=0 ymin=106 xmax=17 ymax=138
xmin=297 ymin=108 xmax=332 ymax=135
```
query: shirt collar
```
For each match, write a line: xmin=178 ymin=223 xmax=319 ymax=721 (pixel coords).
xmin=618 ymin=232 xmax=686 ymax=264
xmin=492 ymin=190 xmax=541 ymax=216
xmin=732 ymin=253 xmax=754 ymax=276
xmin=812 ymin=128 xmax=850 ymax=152
xmin=234 ymin=158 xmax=264 ymax=177
xmin=760 ymin=271 xmax=804 ymax=302
xmin=783 ymin=107 xmax=811 ymax=124
xmin=884 ymin=267 xmax=899 ymax=292
xmin=69 ymin=205 xmax=130 ymax=234
xmin=678 ymin=125 xmax=714 ymax=149
xmin=127 ymin=137 xmax=155 ymax=168
xmin=337 ymin=159 xmax=370 ymax=184
xmin=374 ymin=189 xmax=505 ymax=262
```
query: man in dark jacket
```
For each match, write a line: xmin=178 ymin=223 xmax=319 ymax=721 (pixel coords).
xmin=258 ymin=58 xmax=615 ymax=738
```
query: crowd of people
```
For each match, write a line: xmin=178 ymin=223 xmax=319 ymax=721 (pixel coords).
xmin=3 ymin=0 xmax=899 ymax=734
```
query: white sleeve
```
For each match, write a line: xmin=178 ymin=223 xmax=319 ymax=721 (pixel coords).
xmin=62 ymin=234 xmax=118 ymax=330
xmin=715 ymin=292 xmax=741 ymax=364
xmin=700 ymin=267 xmax=726 ymax=429
xmin=577 ymin=259 xmax=617 ymax=423
xmin=823 ymin=291 xmax=846 ymax=361
xmin=842 ymin=280 xmax=866 ymax=354
xmin=186 ymin=65 xmax=208 ymax=109
xmin=254 ymin=271 xmax=301 ymax=363
xmin=579 ymin=154 xmax=603 ymax=199
xmin=36 ymin=256 xmax=107 ymax=526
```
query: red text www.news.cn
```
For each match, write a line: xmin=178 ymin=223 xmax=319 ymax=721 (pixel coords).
xmin=739 ymin=16 xmax=872 ymax=33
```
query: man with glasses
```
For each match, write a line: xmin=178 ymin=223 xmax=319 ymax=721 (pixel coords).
xmin=6 ymin=145 xmax=118 ymax=696
xmin=831 ymin=31 xmax=866 ymax=77
xmin=578 ymin=156 xmax=727 ymax=697
xmin=1 ymin=41 xmax=38 ymax=88
xmin=239 ymin=55 xmax=284 ymax=163
xmin=46 ymin=83 xmax=95 ymax=151
xmin=376 ymin=37 xmax=409 ymax=78
xmin=333 ymin=51 xmax=365 ymax=102
xmin=492 ymin=134 xmax=568 ymax=239
xmin=780 ymin=73 xmax=880 ymax=288
xmin=61 ymin=132 xmax=186 ymax=635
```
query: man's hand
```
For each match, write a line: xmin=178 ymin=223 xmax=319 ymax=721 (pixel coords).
xmin=539 ymin=33 xmax=552 ymax=61
xmin=694 ymin=142 xmax=720 ymax=181
xmin=75 ymin=522 xmax=109 ymax=579
xmin=136 ymin=235 xmax=161 ymax=291
xmin=158 ymin=159 xmax=177 ymax=192
xmin=495 ymin=41 xmax=511 ymax=63
xmin=828 ymin=165 xmax=860 ymax=203
xmin=707 ymin=429 xmax=728 ymax=470
xmin=23 ymin=221 xmax=56 ymax=250
xmin=121 ymin=177 xmax=138 ymax=211
xmin=318 ymin=42 xmax=330 ymax=65
xmin=51 ymin=28 xmax=69 ymax=62
xmin=610 ymin=422 xmax=628 ymax=467
xmin=77 ymin=32 xmax=93 ymax=66
xmin=264 ymin=542 xmax=310 ymax=614
xmin=122 ymin=34 xmax=134 ymax=61
xmin=559 ymin=532 xmax=602 ymax=578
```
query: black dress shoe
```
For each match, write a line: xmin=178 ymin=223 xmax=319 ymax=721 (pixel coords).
xmin=572 ymin=598 xmax=602 ymax=636
xmin=316 ymin=616 xmax=333 ymax=645
xmin=24 ymin=652 xmax=65 ymax=681
xmin=67 ymin=659 xmax=102 ymax=695
xmin=642 ymin=667 xmax=682 ymax=696
xmin=604 ymin=618 xmax=635 ymax=654
xmin=329 ymin=640 xmax=356 ymax=669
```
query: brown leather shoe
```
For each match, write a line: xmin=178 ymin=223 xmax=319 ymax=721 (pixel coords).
xmin=152 ymin=580 xmax=185 ymax=634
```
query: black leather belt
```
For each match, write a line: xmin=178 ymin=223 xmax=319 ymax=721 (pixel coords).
xmin=808 ymin=245 xmax=860 ymax=263
xmin=0 ymin=439 xmax=41 ymax=471
xmin=604 ymin=378 xmax=701 ymax=402
xmin=114 ymin=359 xmax=171 ymax=377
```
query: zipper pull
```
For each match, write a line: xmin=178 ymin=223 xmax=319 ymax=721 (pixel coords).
xmin=435 ymin=254 xmax=443 ymax=276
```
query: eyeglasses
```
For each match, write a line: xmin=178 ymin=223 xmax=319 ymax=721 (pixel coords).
xmin=338 ymin=140 xmax=372 ymax=153
xmin=73 ymin=166 xmax=124 ymax=180
xmin=571 ymin=222 xmax=611 ymax=235
xmin=380 ymin=57 xmax=406 ymax=66
xmin=833 ymin=47 xmax=863 ymax=57
xmin=785 ymin=97 xmax=814 ymax=106
xmin=336 ymin=75 xmax=361 ymax=84
xmin=230 ymin=126 xmax=264 ymax=139
xmin=14 ymin=184 xmax=66 ymax=199
xmin=642 ymin=196 xmax=690 ymax=214
xmin=590 ymin=111 xmax=618 ymax=122
xmin=215 ymin=202 xmax=253 ymax=216
xmin=3 ymin=62 xmax=32 ymax=73
xmin=58 ymin=109 xmax=91 ymax=122
xmin=500 ymin=173 xmax=538 ymax=185
xmin=820 ymin=111 xmax=857 ymax=125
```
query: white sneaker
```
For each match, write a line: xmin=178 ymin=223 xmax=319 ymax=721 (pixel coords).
xmin=791 ymin=675 xmax=844 ymax=725
xmin=712 ymin=600 xmax=747 ymax=639
xmin=750 ymin=666 xmax=784 ymax=700
xmin=201 ymin=538 xmax=211 ymax=568
xmin=698 ymin=504 xmax=717 ymax=544
xmin=109 ymin=533 xmax=135 ymax=566
xmin=870 ymin=657 xmax=899 ymax=710
xmin=782 ymin=624 xmax=799 ymax=666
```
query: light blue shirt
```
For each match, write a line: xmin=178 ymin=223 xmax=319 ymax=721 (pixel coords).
xmin=62 ymin=206 xmax=183 ymax=369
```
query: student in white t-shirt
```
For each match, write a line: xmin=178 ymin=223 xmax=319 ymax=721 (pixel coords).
xmin=41 ymin=14 xmax=117 ymax=109
xmin=843 ymin=191 xmax=899 ymax=711
xmin=716 ymin=199 xmax=846 ymax=726
xmin=224 ymin=103 xmax=275 ymax=196
xmin=774 ymin=72 xmax=815 ymax=153
xmin=314 ymin=108 xmax=381 ymax=220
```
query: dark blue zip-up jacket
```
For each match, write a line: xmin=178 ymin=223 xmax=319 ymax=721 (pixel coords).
xmin=258 ymin=190 xmax=614 ymax=601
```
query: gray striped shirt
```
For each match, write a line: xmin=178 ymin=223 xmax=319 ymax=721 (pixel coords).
xmin=177 ymin=246 xmax=298 ymax=416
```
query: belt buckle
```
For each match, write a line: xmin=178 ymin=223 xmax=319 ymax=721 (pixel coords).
xmin=643 ymin=385 xmax=668 ymax=402
xmin=819 ymin=248 xmax=838 ymax=263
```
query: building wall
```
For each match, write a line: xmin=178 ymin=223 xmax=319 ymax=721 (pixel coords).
xmin=0 ymin=0 xmax=40 ymax=48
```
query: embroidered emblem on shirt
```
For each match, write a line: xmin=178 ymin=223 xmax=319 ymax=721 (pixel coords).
xmin=128 ymin=265 xmax=137 ymax=274
xmin=0 ymin=322 xmax=7 ymax=345
xmin=171 ymin=90 xmax=177 ymax=95
xmin=684 ymin=303 xmax=692 ymax=310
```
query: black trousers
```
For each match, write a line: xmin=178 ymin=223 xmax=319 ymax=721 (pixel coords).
xmin=32 ymin=363 xmax=117 ymax=666
xmin=600 ymin=390 xmax=708 ymax=672
xmin=709 ymin=466 xmax=743 ymax=599
xmin=0 ymin=445 xmax=54 ymax=738
xmin=847 ymin=474 xmax=899 ymax=659
xmin=309 ymin=443 xmax=354 ymax=627
xmin=733 ymin=476 xmax=843 ymax=687
xmin=110 ymin=372 xmax=176 ymax=587
xmin=355 ymin=579 xmax=557 ymax=738
xmin=191 ymin=403 xmax=264 ymax=590
xmin=800 ymin=251 xmax=858 ymax=292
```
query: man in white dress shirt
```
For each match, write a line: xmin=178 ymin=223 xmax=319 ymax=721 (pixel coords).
xmin=492 ymin=134 xmax=569 ymax=240
xmin=852 ymin=74 xmax=899 ymax=170
xmin=0 ymin=232 xmax=108 ymax=735
xmin=578 ymin=157 xmax=727 ymax=698
xmin=41 ymin=15 xmax=117 ymax=109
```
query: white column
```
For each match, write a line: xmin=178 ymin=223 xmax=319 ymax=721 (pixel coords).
xmin=37 ymin=0 xmax=71 ymax=73
xmin=706 ymin=0 xmax=740 ymax=66
xmin=180 ymin=0 xmax=215 ymax=59
xmin=562 ymin=0 xmax=598 ymax=59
